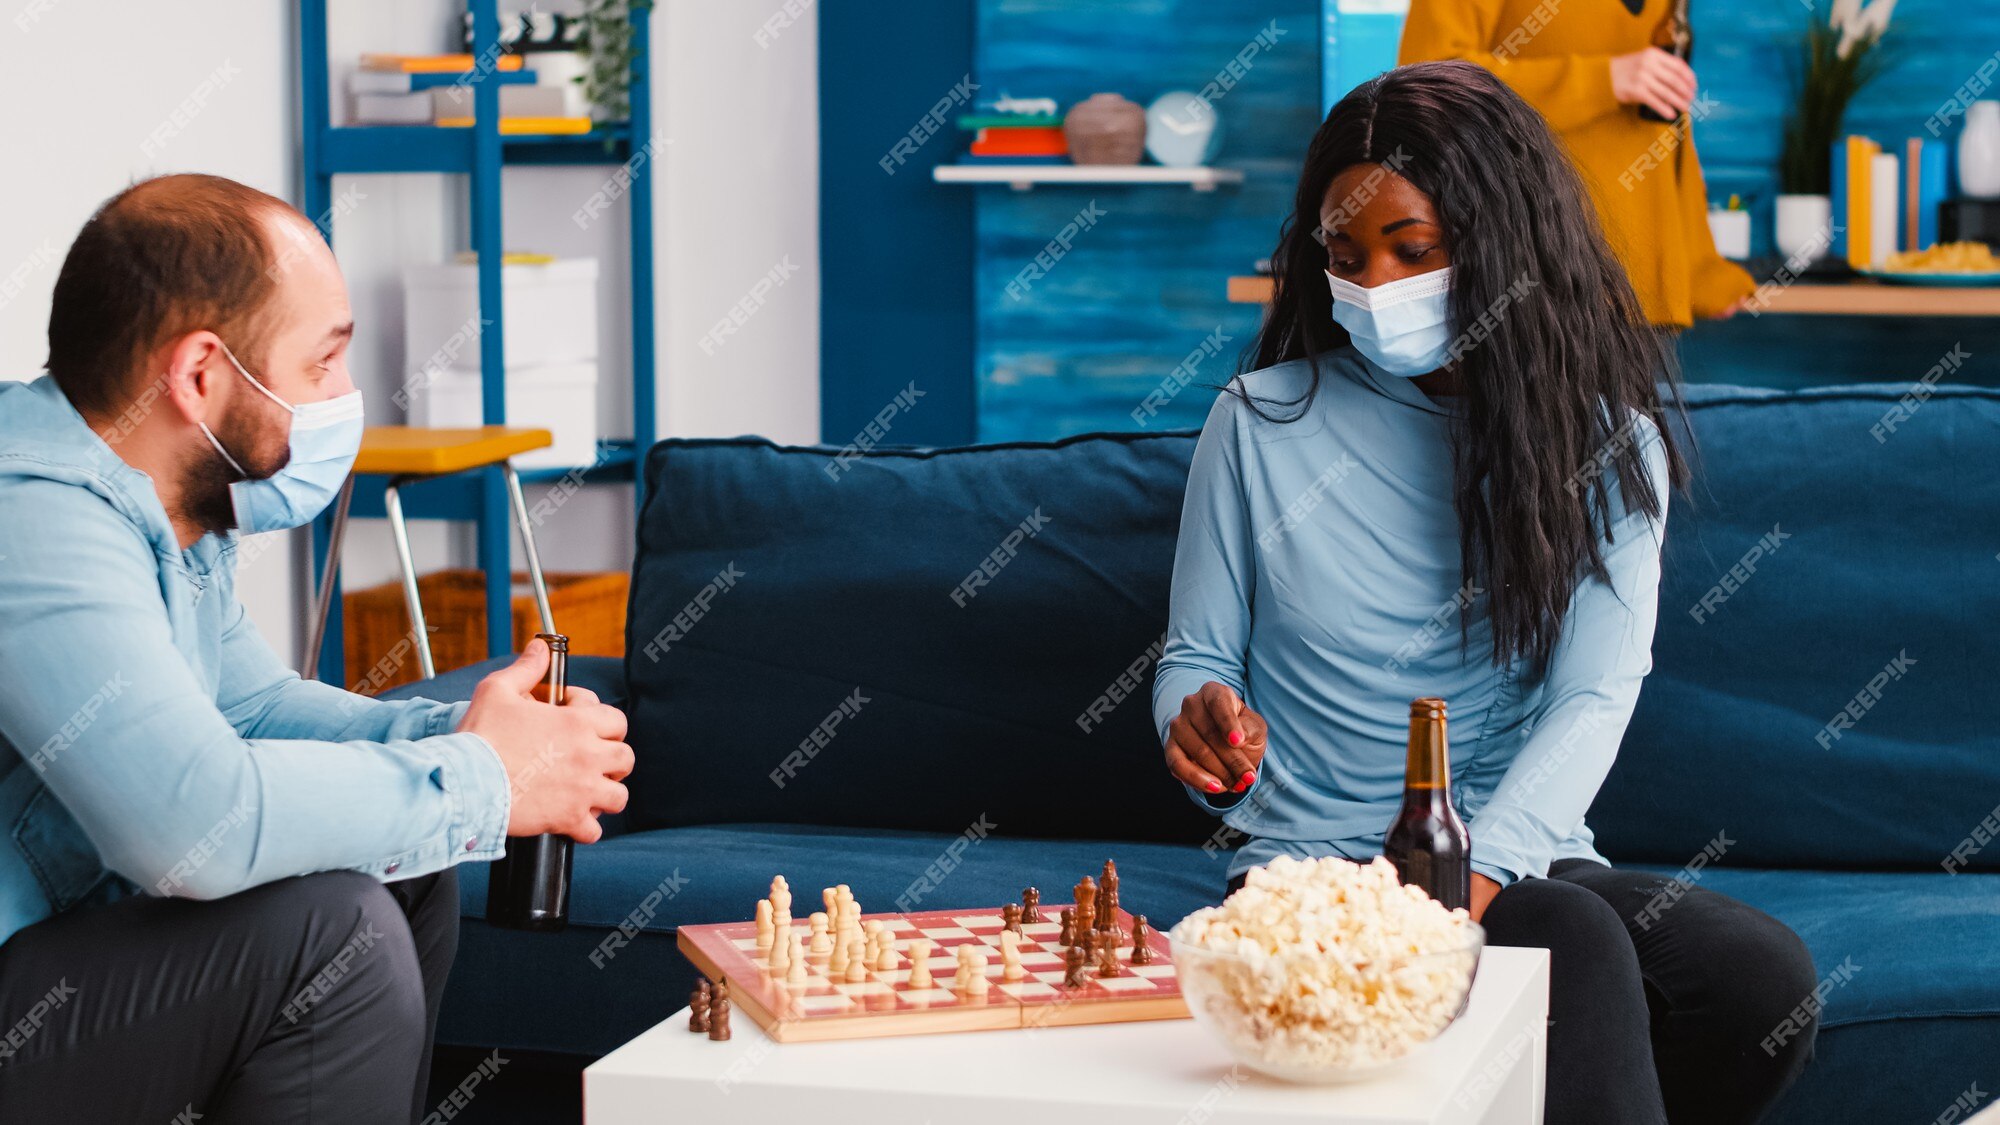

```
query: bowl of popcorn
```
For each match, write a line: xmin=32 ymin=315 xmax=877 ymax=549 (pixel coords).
xmin=1169 ymin=855 xmax=1483 ymax=1084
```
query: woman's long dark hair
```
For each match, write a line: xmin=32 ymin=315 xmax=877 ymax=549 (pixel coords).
xmin=1245 ymin=59 xmax=1686 ymax=672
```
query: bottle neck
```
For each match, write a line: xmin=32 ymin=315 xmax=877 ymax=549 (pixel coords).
xmin=1404 ymin=713 xmax=1451 ymax=801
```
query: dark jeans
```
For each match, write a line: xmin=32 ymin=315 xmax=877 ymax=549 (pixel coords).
xmin=1226 ymin=858 xmax=1818 ymax=1125
xmin=0 ymin=867 xmax=459 ymax=1124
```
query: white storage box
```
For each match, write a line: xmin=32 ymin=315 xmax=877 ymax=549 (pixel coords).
xmin=404 ymin=257 xmax=598 ymax=371
xmin=405 ymin=359 xmax=600 ymax=471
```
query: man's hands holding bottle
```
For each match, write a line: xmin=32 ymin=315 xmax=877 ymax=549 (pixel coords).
xmin=1165 ymin=682 xmax=1266 ymax=796
xmin=461 ymin=638 xmax=633 ymax=843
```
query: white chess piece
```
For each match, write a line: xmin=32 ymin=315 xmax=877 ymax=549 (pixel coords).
xmin=962 ymin=949 xmax=990 ymax=995
xmin=787 ymin=933 xmax=809 ymax=984
xmin=822 ymin=887 xmax=838 ymax=924
xmin=843 ymin=935 xmax=867 ymax=983
xmin=875 ymin=938 xmax=897 ymax=972
xmin=809 ymin=911 xmax=831 ymax=954
xmin=754 ymin=899 xmax=774 ymax=949
xmin=906 ymin=939 xmax=935 ymax=989
xmin=999 ymin=930 xmax=1024 ymax=981
xmin=768 ymin=925 xmax=791 ymax=974
xmin=829 ymin=927 xmax=850 ymax=974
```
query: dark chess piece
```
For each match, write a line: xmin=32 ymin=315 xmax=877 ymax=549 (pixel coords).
xmin=1074 ymin=876 xmax=1097 ymax=934
xmin=688 ymin=979 xmax=712 ymax=1032
xmin=1062 ymin=942 xmax=1091 ymax=988
xmin=1001 ymin=903 xmax=1023 ymax=933
xmin=708 ymin=982 xmax=732 ymax=1041
xmin=1130 ymin=915 xmax=1155 ymax=965
xmin=1021 ymin=887 xmax=1043 ymax=924
xmin=1099 ymin=885 xmax=1123 ymax=939
xmin=1074 ymin=926 xmax=1097 ymax=960
xmin=1059 ymin=907 xmax=1075 ymax=946
xmin=1095 ymin=930 xmax=1124 ymax=977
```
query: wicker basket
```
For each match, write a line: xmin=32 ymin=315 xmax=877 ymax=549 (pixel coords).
xmin=344 ymin=568 xmax=628 ymax=695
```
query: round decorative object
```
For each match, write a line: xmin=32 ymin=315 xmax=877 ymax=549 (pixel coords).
xmin=1959 ymin=101 xmax=2000 ymax=200
xmin=1144 ymin=90 xmax=1222 ymax=168
xmin=1774 ymin=193 xmax=1833 ymax=266
xmin=1063 ymin=93 xmax=1147 ymax=165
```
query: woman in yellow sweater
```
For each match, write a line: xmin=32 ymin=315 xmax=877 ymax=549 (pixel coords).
xmin=1400 ymin=0 xmax=1753 ymax=326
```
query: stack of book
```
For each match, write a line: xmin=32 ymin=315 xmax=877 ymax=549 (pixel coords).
xmin=958 ymin=109 xmax=1067 ymax=164
xmin=350 ymin=54 xmax=590 ymax=134
xmin=1831 ymin=135 xmax=1950 ymax=267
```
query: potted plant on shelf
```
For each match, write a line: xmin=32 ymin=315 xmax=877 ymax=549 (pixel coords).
xmin=1775 ymin=0 xmax=1897 ymax=264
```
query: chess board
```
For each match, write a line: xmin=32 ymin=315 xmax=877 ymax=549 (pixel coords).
xmin=677 ymin=904 xmax=1187 ymax=1043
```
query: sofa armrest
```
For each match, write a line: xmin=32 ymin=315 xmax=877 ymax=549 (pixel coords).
xmin=378 ymin=655 xmax=632 ymax=837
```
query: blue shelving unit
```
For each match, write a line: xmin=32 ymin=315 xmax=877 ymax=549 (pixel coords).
xmin=297 ymin=0 xmax=657 ymax=683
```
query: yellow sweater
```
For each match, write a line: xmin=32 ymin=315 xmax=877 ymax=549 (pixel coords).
xmin=1399 ymin=0 xmax=1753 ymax=327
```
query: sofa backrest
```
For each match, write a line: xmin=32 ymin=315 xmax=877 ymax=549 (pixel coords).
xmin=1590 ymin=383 xmax=2000 ymax=871
xmin=624 ymin=432 xmax=1218 ymax=845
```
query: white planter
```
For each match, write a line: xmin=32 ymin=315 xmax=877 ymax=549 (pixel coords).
xmin=1708 ymin=209 xmax=1751 ymax=260
xmin=1959 ymin=101 xmax=2000 ymax=199
xmin=1774 ymin=194 xmax=1833 ymax=266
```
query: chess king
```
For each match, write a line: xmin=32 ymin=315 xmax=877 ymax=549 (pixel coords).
xmin=1152 ymin=60 xmax=1820 ymax=1125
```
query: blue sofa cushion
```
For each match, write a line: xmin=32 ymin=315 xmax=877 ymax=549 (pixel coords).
xmin=624 ymin=433 xmax=1217 ymax=844
xmin=1591 ymin=384 xmax=2000 ymax=870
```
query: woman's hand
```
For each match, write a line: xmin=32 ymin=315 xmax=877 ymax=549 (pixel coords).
xmin=1469 ymin=873 xmax=1502 ymax=923
xmin=1164 ymin=682 xmax=1266 ymax=795
xmin=1610 ymin=47 xmax=1696 ymax=121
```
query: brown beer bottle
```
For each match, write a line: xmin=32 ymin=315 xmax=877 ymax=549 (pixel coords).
xmin=1383 ymin=697 xmax=1471 ymax=911
xmin=486 ymin=632 xmax=575 ymax=931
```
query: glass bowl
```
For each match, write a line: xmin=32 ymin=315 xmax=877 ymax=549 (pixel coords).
xmin=1168 ymin=919 xmax=1484 ymax=1084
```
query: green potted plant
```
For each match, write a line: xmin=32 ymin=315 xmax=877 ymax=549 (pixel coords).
xmin=1775 ymin=0 xmax=1897 ymax=264
xmin=575 ymin=0 xmax=652 ymax=123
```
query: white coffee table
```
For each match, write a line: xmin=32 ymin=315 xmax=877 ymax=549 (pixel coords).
xmin=586 ymin=945 xmax=1548 ymax=1125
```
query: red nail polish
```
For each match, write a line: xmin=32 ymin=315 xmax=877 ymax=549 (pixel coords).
xmin=1242 ymin=770 xmax=1257 ymax=788
xmin=1205 ymin=779 xmax=1225 ymax=793
xmin=1228 ymin=731 xmax=1244 ymax=747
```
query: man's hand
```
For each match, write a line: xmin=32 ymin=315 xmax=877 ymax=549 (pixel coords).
xmin=460 ymin=638 xmax=633 ymax=843
xmin=1164 ymin=682 xmax=1267 ymax=795
xmin=1610 ymin=47 xmax=1696 ymax=120
xmin=1469 ymin=873 xmax=1502 ymax=923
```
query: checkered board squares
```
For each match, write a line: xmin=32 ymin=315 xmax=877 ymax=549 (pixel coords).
xmin=677 ymin=904 xmax=1187 ymax=1043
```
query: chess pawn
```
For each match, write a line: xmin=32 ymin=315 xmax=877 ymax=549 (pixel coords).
xmin=875 ymin=937 xmax=897 ymax=972
xmin=708 ymin=984 xmax=732 ymax=1041
xmin=689 ymin=980 xmax=712 ymax=1032
xmin=965 ymin=950 xmax=990 ymax=995
xmin=829 ymin=927 xmax=850 ymax=974
xmin=1001 ymin=903 xmax=1022 ymax=934
xmin=1062 ymin=943 xmax=1091 ymax=988
xmin=754 ymin=899 xmax=774 ymax=949
xmin=1096 ymin=931 xmax=1124 ymax=977
xmin=845 ymin=935 xmax=868 ymax=982
xmin=809 ymin=911 xmax=831 ymax=954
xmin=768 ymin=925 xmax=792 ymax=975
xmin=1130 ymin=915 xmax=1155 ymax=965
xmin=907 ymin=939 xmax=935 ymax=989
xmin=787 ymin=934 xmax=810 ymax=984
xmin=1059 ymin=907 xmax=1075 ymax=947
xmin=1022 ymin=887 xmax=1043 ymax=924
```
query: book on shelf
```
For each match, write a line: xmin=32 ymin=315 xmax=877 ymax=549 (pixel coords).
xmin=956 ymin=113 xmax=1062 ymax=129
xmin=434 ymin=115 xmax=594 ymax=135
xmin=360 ymin=52 xmax=525 ymax=73
xmin=350 ymin=69 xmax=538 ymax=94
xmin=1832 ymin=135 xmax=1880 ymax=267
xmin=352 ymin=84 xmax=570 ymax=127
xmin=967 ymin=125 xmax=1067 ymax=157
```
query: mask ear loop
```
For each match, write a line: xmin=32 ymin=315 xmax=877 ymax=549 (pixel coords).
xmin=218 ymin=342 xmax=297 ymax=416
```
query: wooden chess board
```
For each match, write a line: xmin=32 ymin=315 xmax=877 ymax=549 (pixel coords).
xmin=676 ymin=904 xmax=1187 ymax=1042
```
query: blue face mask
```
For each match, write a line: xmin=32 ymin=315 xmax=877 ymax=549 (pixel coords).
xmin=198 ymin=344 xmax=365 ymax=534
xmin=1326 ymin=266 xmax=1456 ymax=378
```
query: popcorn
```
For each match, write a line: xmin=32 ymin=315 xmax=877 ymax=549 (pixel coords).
xmin=1173 ymin=855 xmax=1478 ymax=1075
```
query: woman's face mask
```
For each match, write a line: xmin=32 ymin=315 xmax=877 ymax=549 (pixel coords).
xmin=1326 ymin=266 xmax=1456 ymax=378
xmin=198 ymin=343 xmax=365 ymax=534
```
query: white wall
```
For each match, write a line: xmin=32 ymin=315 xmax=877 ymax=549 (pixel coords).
xmin=0 ymin=0 xmax=821 ymax=674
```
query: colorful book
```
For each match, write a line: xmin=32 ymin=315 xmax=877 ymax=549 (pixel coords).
xmin=360 ymin=53 xmax=526 ymax=73
xmin=1871 ymin=151 xmax=1899 ymax=263
xmin=957 ymin=113 xmax=1062 ymax=130
xmin=969 ymin=126 xmax=1067 ymax=157
xmin=1835 ymin=135 xmax=1880 ymax=267
xmin=434 ymin=115 xmax=593 ymax=135
xmin=1909 ymin=138 xmax=1948 ymax=250
xmin=350 ymin=69 xmax=537 ymax=93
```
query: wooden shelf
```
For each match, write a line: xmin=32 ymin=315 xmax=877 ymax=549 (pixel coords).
xmin=1226 ymin=274 xmax=2000 ymax=316
xmin=934 ymin=165 xmax=1243 ymax=192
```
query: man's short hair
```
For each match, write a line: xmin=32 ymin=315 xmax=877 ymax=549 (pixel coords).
xmin=46 ymin=173 xmax=299 ymax=417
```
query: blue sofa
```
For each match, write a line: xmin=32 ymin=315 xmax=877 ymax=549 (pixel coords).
xmin=390 ymin=382 xmax=2000 ymax=1122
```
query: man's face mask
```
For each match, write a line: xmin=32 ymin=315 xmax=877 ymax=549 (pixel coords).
xmin=197 ymin=343 xmax=364 ymax=534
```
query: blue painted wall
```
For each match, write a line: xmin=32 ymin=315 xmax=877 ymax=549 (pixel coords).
xmin=954 ymin=0 xmax=1997 ymax=443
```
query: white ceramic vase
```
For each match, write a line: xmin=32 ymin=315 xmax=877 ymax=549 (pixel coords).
xmin=1774 ymin=193 xmax=1833 ymax=266
xmin=1959 ymin=101 xmax=2000 ymax=199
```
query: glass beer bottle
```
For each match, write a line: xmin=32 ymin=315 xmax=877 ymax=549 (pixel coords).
xmin=1383 ymin=696 xmax=1471 ymax=911
xmin=485 ymin=632 xmax=575 ymax=931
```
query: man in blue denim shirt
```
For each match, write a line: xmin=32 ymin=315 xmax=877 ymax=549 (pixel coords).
xmin=0 ymin=175 xmax=634 ymax=1122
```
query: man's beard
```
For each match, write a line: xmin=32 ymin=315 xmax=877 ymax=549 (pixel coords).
xmin=177 ymin=407 xmax=290 ymax=537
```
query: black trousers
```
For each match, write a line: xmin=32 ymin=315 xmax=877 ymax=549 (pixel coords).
xmin=0 ymin=867 xmax=459 ymax=1124
xmin=1227 ymin=858 xmax=1818 ymax=1125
